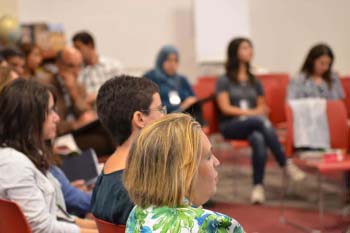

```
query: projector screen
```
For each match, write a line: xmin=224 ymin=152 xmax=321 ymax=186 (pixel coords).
xmin=194 ymin=0 xmax=250 ymax=63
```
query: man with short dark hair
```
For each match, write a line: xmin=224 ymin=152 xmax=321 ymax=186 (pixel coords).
xmin=1 ymin=48 xmax=25 ymax=76
xmin=91 ymin=75 xmax=165 ymax=225
xmin=72 ymin=31 xmax=122 ymax=104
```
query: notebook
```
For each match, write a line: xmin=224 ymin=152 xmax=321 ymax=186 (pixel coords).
xmin=60 ymin=148 xmax=99 ymax=185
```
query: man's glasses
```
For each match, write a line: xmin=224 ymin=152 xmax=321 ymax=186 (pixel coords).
xmin=140 ymin=105 xmax=167 ymax=115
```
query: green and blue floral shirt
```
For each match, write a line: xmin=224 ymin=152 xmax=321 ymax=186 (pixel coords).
xmin=126 ymin=205 xmax=244 ymax=233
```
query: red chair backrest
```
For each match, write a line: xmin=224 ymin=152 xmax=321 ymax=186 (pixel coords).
xmin=340 ymin=76 xmax=350 ymax=118
xmin=285 ymin=100 xmax=348 ymax=156
xmin=0 ymin=199 xmax=31 ymax=233
xmin=193 ymin=76 xmax=219 ymax=135
xmin=256 ymin=73 xmax=290 ymax=125
xmin=95 ymin=217 xmax=125 ymax=233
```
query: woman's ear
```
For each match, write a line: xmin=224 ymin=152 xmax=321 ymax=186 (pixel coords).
xmin=132 ymin=111 xmax=146 ymax=129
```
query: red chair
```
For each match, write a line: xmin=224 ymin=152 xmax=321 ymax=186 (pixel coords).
xmin=95 ymin=217 xmax=125 ymax=233
xmin=285 ymin=100 xmax=349 ymax=157
xmin=0 ymin=199 xmax=31 ymax=233
xmin=256 ymin=73 xmax=290 ymax=126
xmin=340 ymin=76 xmax=350 ymax=118
xmin=283 ymin=100 xmax=349 ymax=232
xmin=193 ymin=76 xmax=219 ymax=135
xmin=340 ymin=76 xmax=350 ymax=152
xmin=194 ymin=75 xmax=286 ymax=149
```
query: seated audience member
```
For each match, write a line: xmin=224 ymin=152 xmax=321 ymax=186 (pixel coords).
xmin=41 ymin=46 xmax=96 ymax=135
xmin=91 ymin=75 xmax=164 ymax=225
xmin=287 ymin=43 xmax=344 ymax=100
xmin=0 ymin=66 xmax=18 ymax=92
xmin=124 ymin=113 xmax=244 ymax=233
xmin=72 ymin=31 xmax=122 ymax=104
xmin=20 ymin=43 xmax=48 ymax=81
xmin=50 ymin=164 xmax=91 ymax=217
xmin=0 ymin=79 xmax=97 ymax=233
xmin=0 ymin=53 xmax=8 ymax=66
xmin=1 ymin=48 xmax=25 ymax=76
xmin=144 ymin=45 xmax=204 ymax=123
xmin=215 ymin=37 xmax=305 ymax=204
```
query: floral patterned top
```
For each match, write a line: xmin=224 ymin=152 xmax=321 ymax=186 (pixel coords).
xmin=126 ymin=205 xmax=244 ymax=233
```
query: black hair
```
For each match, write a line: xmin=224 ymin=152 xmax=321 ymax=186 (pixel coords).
xmin=0 ymin=79 xmax=52 ymax=173
xmin=301 ymin=43 xmax=334 ymax=88
xmin=1 ymin=48 xmax=24 ymax=60
xmin=225 ymin=37 xmax=255 ymax=84
xmin=96 ymin=75 xmax=159 ymax=146
xmin=72 ymin=31 xmax=95 ymax=48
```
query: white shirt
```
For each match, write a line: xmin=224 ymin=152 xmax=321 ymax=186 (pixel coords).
xmin=0 ymin=147 xmax=79 ymax=233
xmin=78 ymin=56 xmax=123 ymax=95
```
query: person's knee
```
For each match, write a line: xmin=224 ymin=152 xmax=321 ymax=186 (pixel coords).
xmin=248 ymin=131 xmax=265 ymax=148
xmin=248 ymin=117 xmax=265 ymax=131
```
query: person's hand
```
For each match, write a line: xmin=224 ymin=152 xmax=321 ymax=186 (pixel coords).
xmin=256 ymin=105 xmax=269 ymax=116
xmin=73 ymin=111 xmax=97 ymax=129
xmin=71 ymin=179 xmax=88 ymax=192
xmin=75 ymin=217 xmax=97 ymax=229
xmin=180 ymin=96 xmax=197 ymax=111
xmin=60 ymin=71 xmax=77 ymax=90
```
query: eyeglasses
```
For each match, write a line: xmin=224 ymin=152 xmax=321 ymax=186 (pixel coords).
xmin=140 ymin=105 xmax=167 ymax=115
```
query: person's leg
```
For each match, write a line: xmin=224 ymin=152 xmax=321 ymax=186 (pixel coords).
xmin=247 ymin=131 xmax=268 ymax=185
xmin=253 ymin=118 xmax=305 ymax=181
xmin=220 ymin=118 xmax=268 ymax=204
xmin=260 ymin=124 xmax=286 ymax=167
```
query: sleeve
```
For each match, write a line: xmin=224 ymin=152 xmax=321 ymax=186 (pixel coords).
xmin=110 ymin=60 xmax=123 ymax=77
xmin=215 ymin=76 xmax=230 ymax=94
xmin=255 ymin=79 xmax=264 ymax=96
xmin=50 ymin=166 xmax=91 ymax=216
xmin=286 ymin=77 xmax=300 ymax=100
xmin=6 ymin=163 xmax=80 ymax=233
xmin=332 ymin=73 xmax=345 ymax=99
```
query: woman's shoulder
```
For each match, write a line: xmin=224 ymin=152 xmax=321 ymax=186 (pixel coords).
xmin=0 ymin=147 xmax=34 ymax=167
xmin=291 ymin=72 xmax=307 ymax=82
xmin=127 ymin=205 xmax=243 ymax=233
xmin=143 ymin=69 xmax=157 ymax=79
xmin=195 ymin=207 xmax=244 ymax=233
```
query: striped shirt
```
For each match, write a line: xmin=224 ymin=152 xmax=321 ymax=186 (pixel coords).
xmin=78 ymin=56 xmax=122 ymax=95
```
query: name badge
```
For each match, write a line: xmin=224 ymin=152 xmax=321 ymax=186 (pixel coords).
xmin=239 ymin=99 xmax=249 ymax=109
xmin=169 ymin=90 xmax=181 ymax=105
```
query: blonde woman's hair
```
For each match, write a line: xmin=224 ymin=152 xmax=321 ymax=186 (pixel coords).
xmin=124 ymin=113 xmax=202 ymax=208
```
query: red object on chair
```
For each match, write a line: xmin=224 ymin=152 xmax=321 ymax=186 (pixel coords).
xmin=95 ymin=217 xmax=125 ymax=233
xmin=0 ymin=199 xmax=31 ymax=233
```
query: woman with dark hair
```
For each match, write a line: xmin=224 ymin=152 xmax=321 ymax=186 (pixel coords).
xmin=0 ymin=79 xmax=97 ymax=233
xmin=144 ymin=45 xmax=205 ymax=124
xmin=215 ymin=37 xmax=305 ymax=204
xmin=287 ymin=43 xmax=344 ymax=99
xmin=20 ymin=43 xmax=48 ymax=80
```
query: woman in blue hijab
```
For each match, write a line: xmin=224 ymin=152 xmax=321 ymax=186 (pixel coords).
xmin=144 ymin=45 xmax=198 ymax=113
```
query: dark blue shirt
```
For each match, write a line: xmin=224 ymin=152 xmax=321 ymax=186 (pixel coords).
xmin=49 ymin=166 xmax=91 ymax=217
xmin=144 ymin=70 xmax=195 ymax=113
xmin=91 ymin=169 xmax=134 ymax=225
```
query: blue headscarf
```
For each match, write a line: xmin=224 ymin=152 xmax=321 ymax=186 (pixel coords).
xmin=154 ymin=45 xmax=179 ymax=80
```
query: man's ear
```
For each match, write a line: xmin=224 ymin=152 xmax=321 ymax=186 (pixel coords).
xmin=132 ymin=111 xmax=146 ymax=129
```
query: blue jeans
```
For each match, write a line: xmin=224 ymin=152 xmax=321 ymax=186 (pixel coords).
xmin=220 ymin=116 xmax=286 ymax=185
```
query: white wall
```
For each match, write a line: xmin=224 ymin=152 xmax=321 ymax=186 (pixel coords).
xmin=249 ymin=0 xmax=350 ymax=77
xmin=15 ymin=0 xmax=350 ymax=82
xmin=0 ymin=0 xmax=18 ymax=17
xmin=18 ymin=0 xmax=197 ymax=79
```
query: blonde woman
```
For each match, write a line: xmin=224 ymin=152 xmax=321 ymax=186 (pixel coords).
xmin=124 ymin=113 xmax=244 ymax=233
